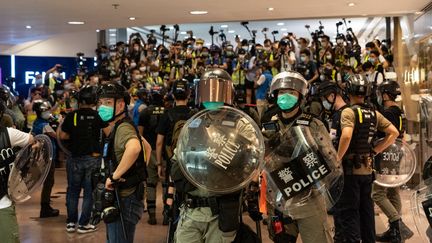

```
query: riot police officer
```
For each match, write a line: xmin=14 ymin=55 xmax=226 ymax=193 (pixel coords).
xmin=262 ymin=71 xmax=339 ymax=243
xmin=335 ymin=74 xmax=399 ymax=243
xmin=138 ymin=86 xmax=166 ymax=225
xmin=171 ymin=69 xmax=243 ymax=243
xmin=0 ymin=98 xmax=35 ymax=243
xmin=32 ymin=99 xmax=60 ymax=218
xmin=59 ymin=85 xmax=107 ymax=233
xmin=372 ymin=80 xmax=413 ymax=242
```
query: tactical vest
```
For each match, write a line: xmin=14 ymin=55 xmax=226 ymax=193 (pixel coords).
xmin=105 ymin=118 xmax=147 ymax=190
xmin=32 ymin=118 xmax=57 ymax=158
xmin=145 ymin=105 xmax=165 ymax=148
xmin=0 ymin=127 xmax=15 ymax=199
xmin=346 ymin=104 xmax=377 ymax=156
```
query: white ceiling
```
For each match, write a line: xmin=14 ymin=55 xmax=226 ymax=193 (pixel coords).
xmin=0 ymin=0 xmax=429 ymax=45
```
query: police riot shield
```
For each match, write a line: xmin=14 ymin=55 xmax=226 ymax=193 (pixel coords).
xmin=373 ymin=138 xmax=416 ymax=187
xmin=56 ymin=120 xmax=71 ymax=156
xmin=263 ymin=120 xmax=343 ymax=219
xmin=410 ymin=179 xmax=432 ymax=243
xmin=176 ymin=106 xmax=265 ymax=194
xmin=8 ymin=134 xmax=53 ymax=203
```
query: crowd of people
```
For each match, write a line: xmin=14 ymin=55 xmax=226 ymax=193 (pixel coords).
xmin=0 ymin=26 xmax=415 ymax=243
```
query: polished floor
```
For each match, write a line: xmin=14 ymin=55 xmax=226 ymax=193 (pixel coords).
xmin=15 ymin=168 xmax=424 ymax=243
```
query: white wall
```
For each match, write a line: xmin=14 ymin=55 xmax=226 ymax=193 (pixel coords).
xmin=0 ymin=31 xmax=97 ymax=57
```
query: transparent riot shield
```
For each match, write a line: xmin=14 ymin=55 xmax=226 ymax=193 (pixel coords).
xmin=410 ymin=178 xmax=432 ymax=243
xmin=56 ymin=120 xmax=71 ymax=156
xmin=263 ymin=119 xmax=343 ymax=219
xmin=374 ymin=138 xmax=416 ymax=187
xmin=176 ymin=106 xmax=265 ymax=194
xmin=8 ymin=134 xmax=53 ymax=203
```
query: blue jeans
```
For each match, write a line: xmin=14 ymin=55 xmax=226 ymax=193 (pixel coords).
xmin=66 ymin=155 xmax=100 ymax=225
xmin=106 ymin=192 xmax=144 ymax=243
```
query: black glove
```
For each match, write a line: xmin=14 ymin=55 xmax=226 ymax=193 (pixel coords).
xmin=247 ymin=197 xmax=262 ymax=222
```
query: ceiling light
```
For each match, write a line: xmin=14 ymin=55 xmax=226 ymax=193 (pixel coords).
xmin=268 ymin=7 xmax=274 ymax=11
xmin=280 ymin=28 xmax=287 ymax=31
xmin=221 ymin=25 xmax=228 ymax=28
xmin=68 ymin=21 xmax=85 ymax=25
xmin=180 ymin=31 xmax=187 ymax=34
xmin=110 ymin=33 xmax=116 ymax=37
xmin=228 ymin=30 xmax=235 ymax=33
xmin=96 ymin=29 xmax=100 ymax=32
xmin=129 ymin=17 xmax=136 ymax=21
xmin=348 ymin=2 xmax=355 ymax=7
xmin=429 ymin=26 xmax=432 ymax=30
xmin=190 ymin=10 xmax=208 ymax=15
xmin=415 ymin=11 xmax=424 ymax=15
xmin=25 ymin=25 xmax=32 ymax=29
xmin=277 ymin=22 xmax=284 ymax=26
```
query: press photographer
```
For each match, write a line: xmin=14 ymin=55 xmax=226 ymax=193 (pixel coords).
xmin=96 ymin=83 xmax=151 ymax=243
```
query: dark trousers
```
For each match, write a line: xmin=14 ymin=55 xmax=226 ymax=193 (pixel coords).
xmin=334 ymin=174 xmax=375 ymax=243
xmin=66 ymin=155 xmax=100 ymax=225
xmin=41 ymin=160 xmax=55 ymax=205
xmin=106 ymin=192 xmax=144 ymax=243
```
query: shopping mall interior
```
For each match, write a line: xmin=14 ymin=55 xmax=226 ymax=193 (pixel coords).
xmin=1 ymin=0 xmax=432 ymax=243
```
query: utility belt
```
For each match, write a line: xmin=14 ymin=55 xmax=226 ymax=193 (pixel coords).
xmin=342 ymin=153 xmax=373 ymax=175
xmin=185 ymin=195 xmax=219 ymax=214
xmin=184 ymin=192 xmax=241 ymax=233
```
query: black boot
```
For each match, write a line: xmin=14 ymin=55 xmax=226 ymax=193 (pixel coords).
xmin=376 ymin=219 xmax=401 ymax=243
xmin=399 ymin=219 xmax=414 ymax=240
xmin=40 ymin=204 xmax=60 ymax=218
xmin=147 ymin=212 xmax=157 ymax=225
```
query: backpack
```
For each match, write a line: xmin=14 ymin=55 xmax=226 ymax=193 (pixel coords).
xmin=165 ymin=109 xmax=195 ymax=159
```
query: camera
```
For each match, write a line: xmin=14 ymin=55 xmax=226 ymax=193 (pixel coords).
xmin=91 ymin=181 xmax=119 ymax=225
xmin=101 ymin=189 xmax=119 ymax=223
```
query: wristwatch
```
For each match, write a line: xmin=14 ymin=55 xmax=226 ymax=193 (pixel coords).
xmin=109 ymin=175 xmax=120 ymax=183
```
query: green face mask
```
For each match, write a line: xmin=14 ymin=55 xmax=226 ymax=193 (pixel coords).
xmin=98 ymin=105 xmax=114 ymax=121
xmin=277 ymin=93 xmax=298 ymax=111
xmin=203 ymin=102 xmax=224 ymax=110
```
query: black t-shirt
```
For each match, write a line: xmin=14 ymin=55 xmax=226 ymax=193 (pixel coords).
xmin=156 ymin=105 xmax=191 ymax=143
xmin=61 ymin=108 xmax=106 ymax=157
xmin=138 ymin=105 xmax=165 ymax=149
xmin=377 ymin=105 xmax=404 ymax=139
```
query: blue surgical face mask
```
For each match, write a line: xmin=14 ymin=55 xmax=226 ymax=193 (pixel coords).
xmin=203 ymin=102 xmax=224 ymax=110
xmin=369 ymin=57 xmax=376 ymax=63
xmin=277 ymin=93 xmax=298 ymax=111
xmin=300 ymin=56 xmax=306 ymax=63
xmin=98 ymin=105 xmax=114 ymax=121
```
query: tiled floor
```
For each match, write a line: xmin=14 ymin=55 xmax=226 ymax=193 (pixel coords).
xmin=15 ymin=168 xmax=426 ymax=243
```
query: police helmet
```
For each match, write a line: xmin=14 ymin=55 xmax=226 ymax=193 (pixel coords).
xmin=149 ymin=86 xmax=164 ymax=105
xmin=234 ymin=89 xmax=246 ymax=104
xmin=172 ymin=79 xmax=189 ymax=100
xmin=33 ymin=99 xmax=52 ymax=115
xmin=78 ymin=85 xmax=98 ymax=105
xmin=196 ymin=68 xmax=234 ymax=106
xmin=269 ymin=71 xmax=308 ymax=97
xmin=97 ymin=83 xmax=130 ymax=105
xmin=346 ymin=74 xmax=370 ymax=96
xmin=378 ymin=80 xmax=401 ymax=98
xmin=136 ymin=88 xmax=148 ymax=101
xmin=318 ymin=80 xmax=339 ymax=97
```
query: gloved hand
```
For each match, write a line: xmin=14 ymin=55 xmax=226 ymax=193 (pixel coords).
xmin=246 ymin=195 xmax=262 ymax=222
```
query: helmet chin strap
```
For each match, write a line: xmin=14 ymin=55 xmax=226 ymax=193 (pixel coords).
xmin=107 ymin=98 xmax=127 ymax=123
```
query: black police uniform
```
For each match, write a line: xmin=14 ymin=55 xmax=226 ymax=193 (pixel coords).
xmin=138 ymin=104 xmax=165 ymax=224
